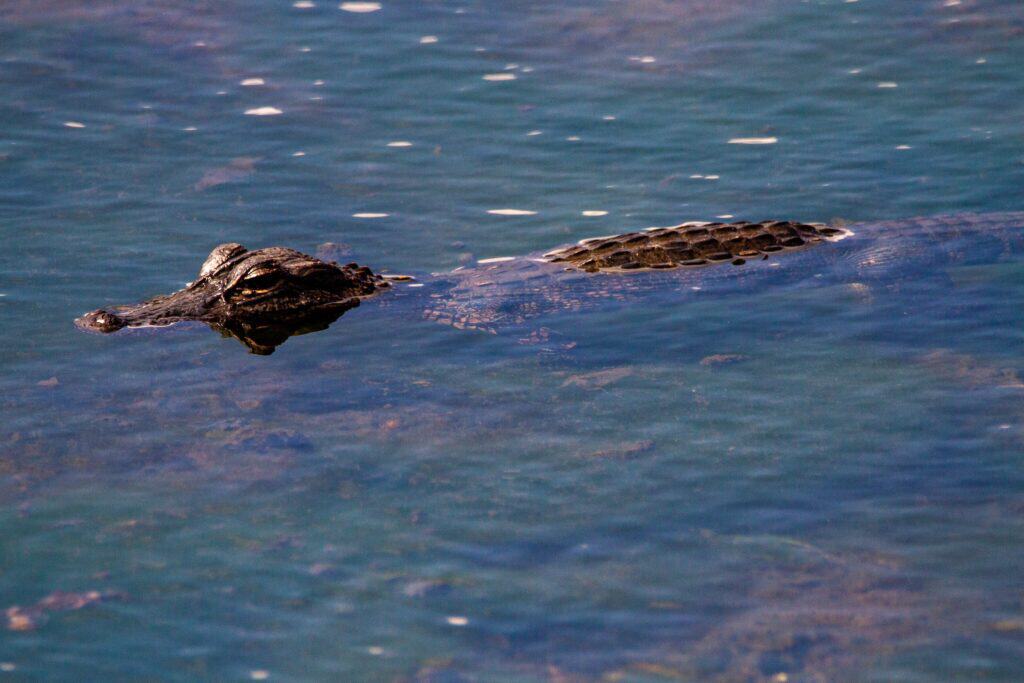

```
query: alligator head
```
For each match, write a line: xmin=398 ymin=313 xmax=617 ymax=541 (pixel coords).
xmin=76 ymin=243 xmax=387 ymax=354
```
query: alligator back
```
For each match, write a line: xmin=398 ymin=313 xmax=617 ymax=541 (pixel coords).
xmin=543 ymin=220 xmax=851 ymax=272
xmin=421 ymin=213 xmax=1024 ymax=333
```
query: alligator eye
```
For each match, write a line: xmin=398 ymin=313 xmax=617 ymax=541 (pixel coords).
xmin=240 ymin=265 xmax=283 ymax=289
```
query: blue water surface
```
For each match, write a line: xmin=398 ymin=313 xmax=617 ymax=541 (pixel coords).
xmin=2 ymin=1 xmax=1024 ymax=680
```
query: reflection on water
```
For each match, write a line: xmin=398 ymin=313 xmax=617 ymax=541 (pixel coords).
xmin=2 ymin=0 xmax=1024 ymax=679
xmin=209 ymin=313 xmax=349 ymax=355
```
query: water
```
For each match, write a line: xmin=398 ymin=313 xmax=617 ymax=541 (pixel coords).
xmin=2 ymin=0 xmax=1024 ymax=679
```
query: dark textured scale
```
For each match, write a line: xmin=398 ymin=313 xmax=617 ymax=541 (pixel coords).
xmin=664 ymin=247 xmax=697 ymax=261
xmin=738 ymin=224 xmax=765 ymax=236
xmin=692 ymin=238 xmax=720 ymax=252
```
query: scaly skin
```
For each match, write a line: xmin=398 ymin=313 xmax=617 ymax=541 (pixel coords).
xmin=76 ymin=212 xmax=1024 ymax=350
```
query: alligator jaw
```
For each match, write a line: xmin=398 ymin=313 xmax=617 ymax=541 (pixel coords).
xmin=75 ymin=286 xmax=221 ymax=333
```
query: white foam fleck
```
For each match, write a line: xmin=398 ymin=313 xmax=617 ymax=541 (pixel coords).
xmin=487 ymin=209 xmax=536 ymax=216
xmin=504 ymin=63 xmax=519 ymax=70
xmin=293 ymin=151 xmax=306 ymax=157
xmin=521 ymin=66 xmax=534 ymax=73
xmin=367 ymin=647 xmax=384 ymax=656
xmin=250 ymin=672 xmax=269 ymax=681
xmin=340 ymin=2 xmax=381 ymax=12
xmin=240 ymin=78 xmax=265 ymax=86
xmin=420 ymin=35 xmax=438 ymax=44
xmin=527 ymin=130 xmax=542 ymax=136
xmin=478 ymin=256 xmax=516 ymax=264
xmin=705 ymin=175 xmax=720 ymax=180
xmin=717 ymin=214 xmax=734 ymax=219
xmin=299 ymin=46 xmax=312 ymax=52
xmin=824 ymin=227 xmax=855 ymax=242
xmin=245 ymin=106 xmax=282 ymax=116
xmin=386 ymin=141 xmax=413 ymax=147
xmin=566 ymin=136 xmax=581 ymax=141
xmin=446 ymin=616 xmax=469 ymax=626
xmin=407 ymin=283 xmax=424 ymax=288
xmin=603 ymin=115 xmax=616 ymax=121
xmin=0 ymin=663 xmax=15 ymax=672
xmin=353 ymin=212 xmax=389 ymax=218
xmin=582 ymin=210 xmax=608 ymax=217
xmin=896 ymin=145 xmax=911 ymax=150
xmin=640 ymin=56 xmax=656 ymax=63
xmin=293 ymin=0 xmax=315 ymax=7
xmin=183 ymin=126 xmax=198 ymax=131
xmin=848 ymin=68 xmax=863 ymax=74
xmin=309 ymin=96 xmax=323 ymax=101
xmin=483 ymin=73 xmax=516 ymax=81
xmin=728 ymin=137 xmax=777 ymax=145
xmin=314 ymin=79 xmax=325 ymax=86
xmin=944 ymin=0 xmax=961 ymax=5
xmin=64 ymin=121 xmax=85 ymax=128
xmin=690 ymin=174 xmax=704 ymax=179
xmin=691 ymin=286 xmax=702 ymax=291
xmin=976 ymin=58 xmax=987 ymax=64
xmin=877 ymin=82 xmax=898 ymax=88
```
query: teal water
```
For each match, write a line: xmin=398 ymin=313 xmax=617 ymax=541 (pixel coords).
xmin=2 ymin=1 xmax=1024 ymax=680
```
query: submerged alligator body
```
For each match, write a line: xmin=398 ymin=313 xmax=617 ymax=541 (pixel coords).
xmin=76 ymin=213 xmax=1024 ymax=353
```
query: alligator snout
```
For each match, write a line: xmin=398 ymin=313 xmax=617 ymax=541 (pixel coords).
xmin=76 ymin=309 xmax=128 ymax=333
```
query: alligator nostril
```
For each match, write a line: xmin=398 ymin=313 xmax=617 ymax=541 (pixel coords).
xmin=75 ymin=309 xmax=127 ymax=333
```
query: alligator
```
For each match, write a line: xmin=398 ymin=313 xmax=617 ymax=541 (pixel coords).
xmin=76 ymin=213 xmax=1024 ymax=353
